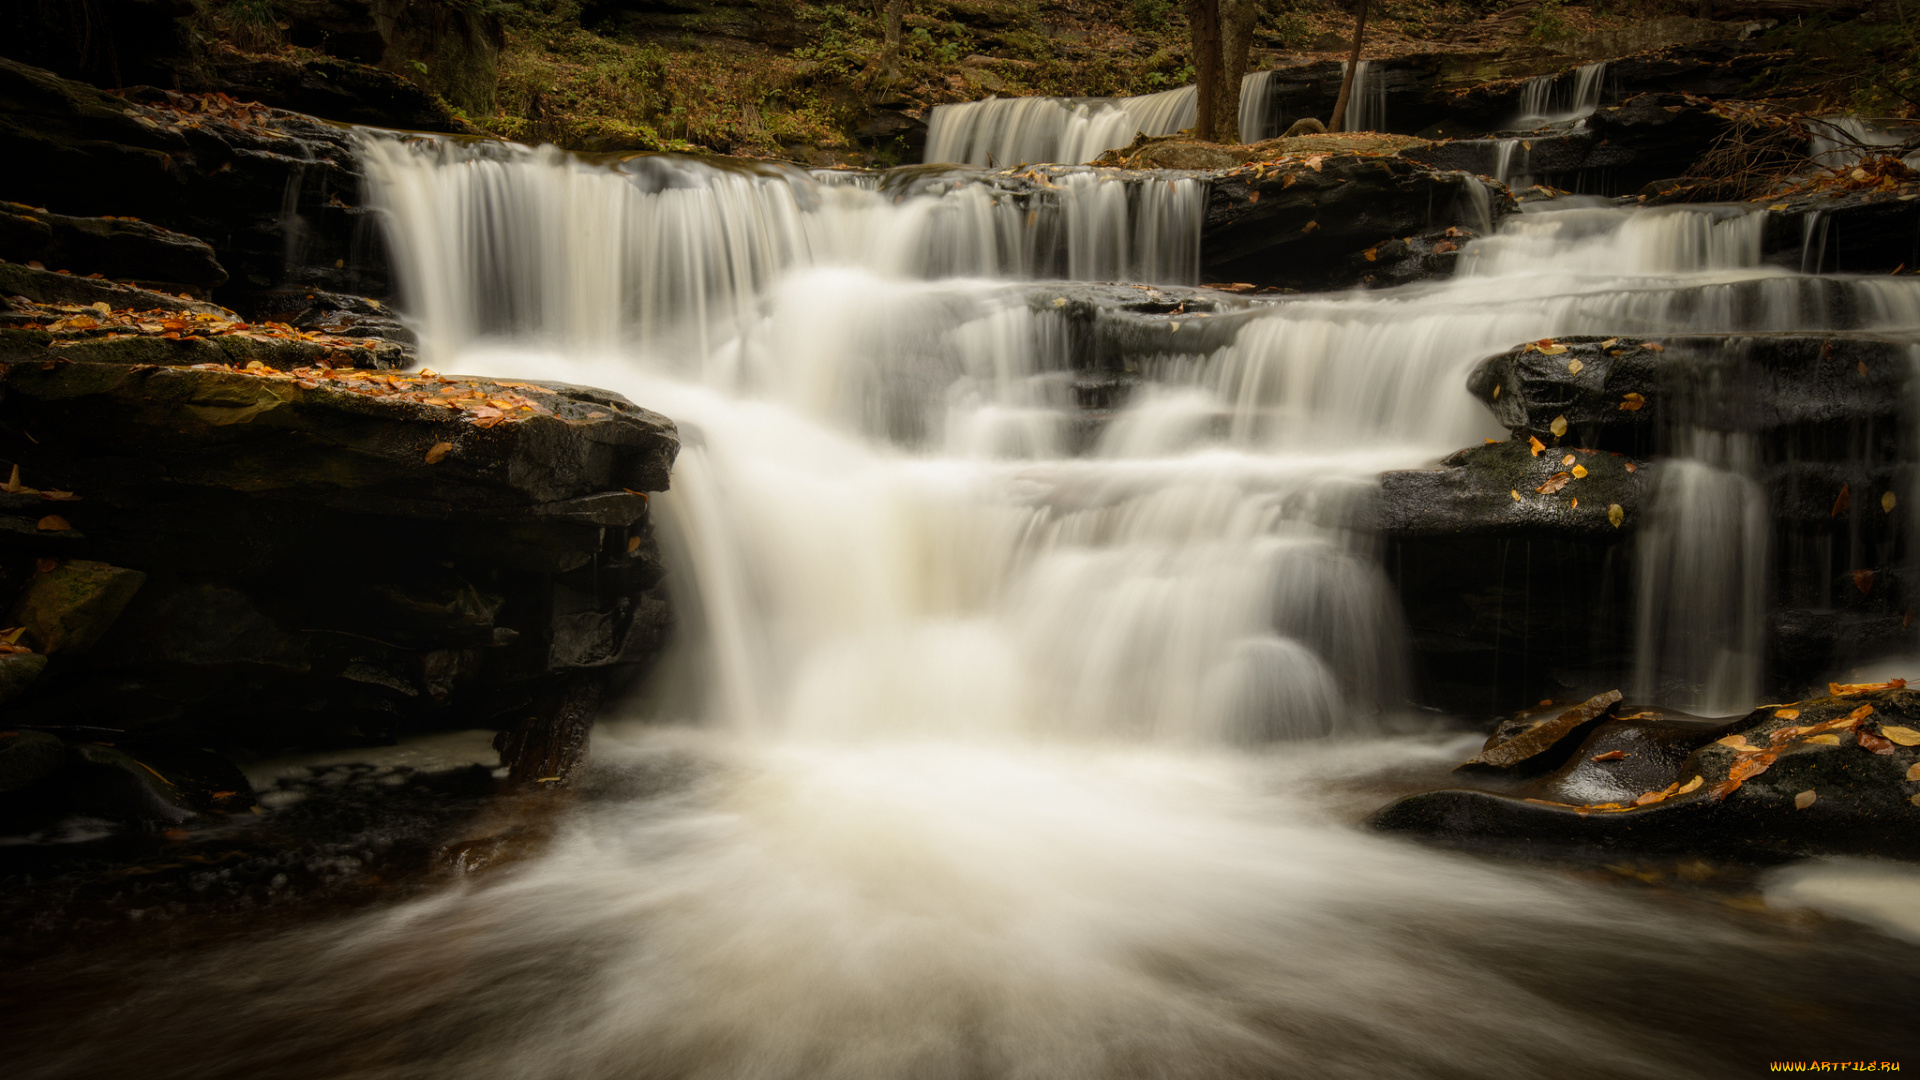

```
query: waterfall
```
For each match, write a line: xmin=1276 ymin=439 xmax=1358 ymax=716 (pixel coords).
xmin=1340 ymin=60 xmax=1386 ymax=133
xmin=34 ymin=120 xmax=1920 ymax=1080
xmin=1632 ymin=436 xmax=1770 ymax=713
xmin=1513 ymin=61 xmax=1608 ymax=127
xmin=924 ymin=70 xmax=1283 ymax=166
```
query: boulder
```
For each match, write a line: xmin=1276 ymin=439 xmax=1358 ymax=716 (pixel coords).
xmin=1202 ymin=152 xmax=1511 ymax=291
xmin=9 ymin=560 xmax=147 ymax=655
xmin=1372 ymin=685 xmax=1920 ymax=863
xmin=0 ymin=652 xmax=48 ymax=703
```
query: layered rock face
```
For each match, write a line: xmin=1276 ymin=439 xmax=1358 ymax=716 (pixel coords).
xmin=0 ymin=277 xmax=678 ymax=831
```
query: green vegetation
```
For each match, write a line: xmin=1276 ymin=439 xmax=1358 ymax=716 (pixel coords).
xmin=1748 ymin=14 xmax=1920 ymax=116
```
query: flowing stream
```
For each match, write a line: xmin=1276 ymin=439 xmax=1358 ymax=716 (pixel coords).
xmin=15 ymin=136 xmax=1920 ymax=1078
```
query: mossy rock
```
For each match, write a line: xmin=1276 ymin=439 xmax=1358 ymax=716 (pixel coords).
xmin=9 ymin=559 xmax=146 ymax=655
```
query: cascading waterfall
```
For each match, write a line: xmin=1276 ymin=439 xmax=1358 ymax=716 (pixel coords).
xmin=59 ymin=129 xmax=1918 ymax=1080
xmin=1513 ymin=61 xmax=1608 ymax=126
xmin=1340 ymin=60 xmax=1386 ymax=133
xmin=924 ymin=70 xmax=1283 ymax=167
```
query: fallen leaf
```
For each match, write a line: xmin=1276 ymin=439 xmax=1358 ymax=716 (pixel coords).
xmin=1717 ymin=734 xmax=1759 ymax=752
xmin=1536 ymin=472 xmax=1572 ymax=495
xmin=1511 ymin=489 xmax=1521 ymax=502
xmin=1830 ymin=679 xmax=1904 ymax=695
xmin=1803 ymin=733 xmax=1842 ymax=745
xmin=1598 ymin=338 xmax=1618 ymax=348
xmin=1643 ymin=342 xmax=1665 ymax=352
xmin=1884 ymin=491 xmax=1899 ymax=513
xmin=34 ymin=558 xmax=56 ymax=574
xmin=1528 ymin=436 xmax=1545 ymax=456
xmin=1709 ymin=750 xmax=1778 ymax=800
xmin=1857 ymin=728 xmax=1897 ymax=755
xmin=1676 ymin=775 xmax=1704 ymax=795
xmin=1633 ymin=788 xmax=1670 ymax=807
xmin=1607 ymin=503 xmax=1624 ymax=528
xmin=1624 ymin=462 xmax=1638 ymax=473
xmin=1561 ymin=454 xmax=1576 ymax=466
xmin=36 ymin=515 xmax=70 ymax=531
xmin=1775 ymin=708 xmax=1801 ymax=720
xmin=1470 ymin=690 xmax=1622 ymax=768
xmin=1432 ymin=239 xmax=1458 ymax=254
xmin=1549 ymin=415 xmax=1568 ymax=438
xmin=1591 ymin=750 xmax=1627 ymax=761
xmin=627 ymin=535 xmax=642 ymax=553
xmin=1859 ymin=360 xmax=1870 ymax=377
xmin=1569 ymin=498 xmax=1578 ymax=508
xmin=1619 ymin=392 xmax=1645 ymax=412
xmin=1301 ymin=220 xmax=1319 ymax=234
xmin=1795 ymin=789 xmax=1817 ymax=809
xmin=1539 ymin=343 xmax=1569 ymax=355
xmin=424 ymin=442 xmax=453 ymax=464
xmin=1571 ymin=465 xmax=1588 ymax=479
xmin=1912 ymin=793 xmax=1920 ymax=807
xmin=1855 ymin=569 xmax=1876 ymax=595
xmin=1492 ymin=385 xmax=1501 ymax=399
xmin=1906 ymin=762 xmax=1920 ymax=781
xmin=1567 ymin=358 xmax=1584 ymax=374
xmin=1833 ymin=483 xmax=1851 ymax=517
xmin=1878 ymin=724 xmax=1920 ymax=746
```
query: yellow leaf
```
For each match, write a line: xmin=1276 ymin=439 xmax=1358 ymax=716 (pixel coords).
xmin=1510 ymin=489 xmax=1521 ymax=502
xmin=1567 ymin=359 xmax=1584 ymax=375
xmin=1912 ymin=793 xmax=1920 ymax=807
xmin=1539 ymin=343 xmax=1569 ymax=355
xmin=1562 ymin=454 xmax=1576 ymax=466
xmin=1775 ymin=708 xmax=1801 ymax=720
xmin=1 ymin=627 xmax=23 ymax=645
xmin=1528 ymin=436 xmax=1545 ymax=456
xmin=1794 ymin=789 xmax=1817 ymax=809
xmin=1716 ymin=735 xmax=1758 ymax=751
xmin=36 ymin=515 xmax=70 ymax=531
xmin=1878 ymin=724 xmax=1920 ymax=746
xmin=1 ymin=465 xmax=21 ymax=493
xmin=1883 ymin=491 xmax=1898 ymax=513
xmin=627 ymin=535 xmax=642 ymax=553
xmin=1676 ymin=775 xmax=1703 ymax=794
xmin=1803 ymin=733 xmax=1841 ymax=745
xmin=1607 ymin=503 xmax=1623 ymax=528
xmin=1907 ymin=762 xmax=1920 ymax=781
xmin=425 ymin=442 xmax=453 ymax=464
xmin=1550 ymin=415 xmax=1568 ymax=438
xmin=1571 ymin=465 xmax=1588 ymax=479
xmin=1493 ymin=384 xmax=1501 ymax=399
xmin=1598 ymin=338 xmax=1618 ymax=348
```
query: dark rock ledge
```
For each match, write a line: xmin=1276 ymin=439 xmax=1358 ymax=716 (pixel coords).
xmin=1373 ymin=684 xmax=1920 ymax=863
xmin=0 ymin=281 xmax=679 ymax=855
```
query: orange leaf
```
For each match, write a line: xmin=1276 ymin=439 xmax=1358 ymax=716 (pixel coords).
xmin=424 ymin=442 xmax=453 ymax=464
xmin=1709 ymin=750 xmax=1777 ymax=800
xmin=1536 ymin=472 xmax=1572 ymax=495
xmin=1794 ymin=789 xmax=1817 ymax=809
xmin=1528 ymin=436 xmax=1545 ymax=456
xmin=1856 ymin=728 xmax=1896 ymax=755
xmin=1854 ymin=569 xmax=1875 ymax=594
xmin=1590 ymin=750 xmax=1626 ymax=761
xmin=1833 ymin=483 xmax=1851 ymax=517
xmin=36 ymin=515 xmax=70 ymax=531
xmin=1829 ymin=679 xmax=1904 ymax=695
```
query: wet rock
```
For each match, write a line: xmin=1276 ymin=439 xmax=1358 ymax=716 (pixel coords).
xmin=1203 ymin=153 xmax=1510 ymax=291
xmin=185 ymin=46 xmax=482 ymax=134
xmin=0 ymin=652 xmax=48 ymax=703
xmin=0 ymin=57 xmax=391 ymax=309
xmin=0 ymin=202 xmax=227 ymax=294
xmin=1760 ymin=189 xmax=1920 ymax=276
xmin=1372 ymin=686 xmax=1920 ymax=862
xmin=1377 ymin=440 xmax=1648 ymax=717
xmin=1375 ymin=438 xmax=1649 ymax=541
xmin=0 ymin=262 xmax=227 ymax=315
xmin=1467 ymin=332 xmax=1917 ymax=454
xmin=9 ymin=560 xmax=147 ymax=655
xmin=0 ymin=730 xmax=65 ymax=795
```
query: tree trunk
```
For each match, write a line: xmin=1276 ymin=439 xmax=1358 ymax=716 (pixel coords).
xmin=1184 ymin=0 xmax=1221 ymax=142
xmin=883 ymin=0 xmax=908 ymax=83
xmin=1215 ymin=0 xmax=1259 ymax=142
xmin=1326 ymin=0 xmax=1370 ymax=134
